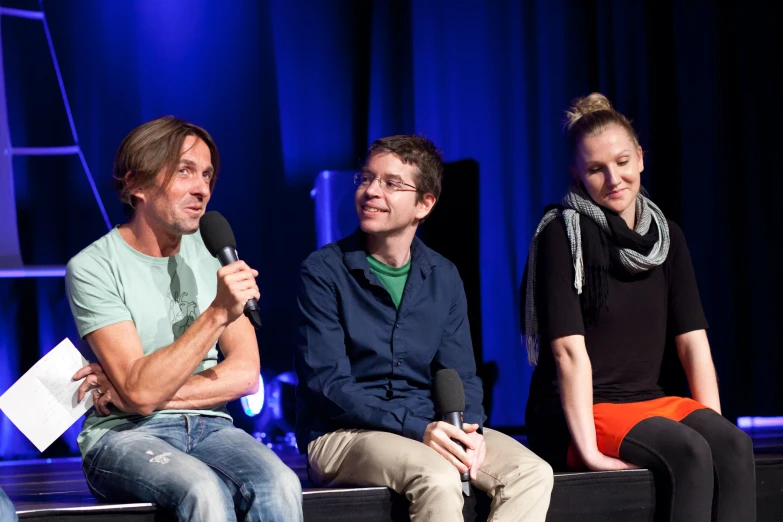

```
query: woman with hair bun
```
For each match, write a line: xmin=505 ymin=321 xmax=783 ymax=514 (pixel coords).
xmin=522 ymin=93 xmax=755 ymax=521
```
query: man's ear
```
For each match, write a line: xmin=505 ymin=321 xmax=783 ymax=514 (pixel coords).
xmin=416 ymin=193 xmax=437 ymax=221
xmin=126 ymin=171 xmax=146 ymax=204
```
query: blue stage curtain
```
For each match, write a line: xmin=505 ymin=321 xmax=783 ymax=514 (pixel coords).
xmin=0 ymin=0 xmax=780 ymax=457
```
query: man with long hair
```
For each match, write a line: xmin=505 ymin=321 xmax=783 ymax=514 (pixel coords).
xmin=66 ymin=116 xmax=302 ymax=521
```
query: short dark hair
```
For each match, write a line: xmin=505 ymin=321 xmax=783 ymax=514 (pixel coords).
xmin=366 ymin=134 xmax=443 ymax=204
xmin=113 ymin=116 xmax=219 ymax=213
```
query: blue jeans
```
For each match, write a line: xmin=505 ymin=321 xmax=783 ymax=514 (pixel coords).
xmin=0 ymin=487 xmax=16 ymax=522
xmin=82 ymin=415 xmax=302 ymax=522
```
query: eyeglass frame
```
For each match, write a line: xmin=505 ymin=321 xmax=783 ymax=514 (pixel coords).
xmin=353 ymin=172 xmax=418 ymax=193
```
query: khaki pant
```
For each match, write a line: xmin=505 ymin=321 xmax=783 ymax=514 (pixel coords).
xmin=307 ymin=428 xmax=553 ymax=521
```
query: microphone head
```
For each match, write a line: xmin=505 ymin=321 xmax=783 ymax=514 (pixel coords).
xmin=199 ymin=211 xmax=236 ymax=257
xmin=433 ymin=369 xmax=465 ymax=414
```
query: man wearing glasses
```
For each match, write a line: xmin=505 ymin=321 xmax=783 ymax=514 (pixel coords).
xmin=294 ymin=135 xmax=553 ymax=520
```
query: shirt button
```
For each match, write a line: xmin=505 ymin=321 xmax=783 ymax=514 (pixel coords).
xmin=396 ymin=360 xmax=403 ymax=366
xmin=395 ymin=324 xmax=400 ymax=328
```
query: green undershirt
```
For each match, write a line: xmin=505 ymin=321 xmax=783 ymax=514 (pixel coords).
xmin=367 ymin=255 xmax=411 ymax=309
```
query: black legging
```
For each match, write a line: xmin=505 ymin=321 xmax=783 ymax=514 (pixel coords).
xmin=619 ymin=408 xmax=756 ymax=522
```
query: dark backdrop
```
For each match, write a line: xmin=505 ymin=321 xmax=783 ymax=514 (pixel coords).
xmin=0 ymin=0 xmax=780 ymax=458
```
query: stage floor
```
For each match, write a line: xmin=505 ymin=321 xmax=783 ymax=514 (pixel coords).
xmin=2 ymin=432 xmax=783 ymax=521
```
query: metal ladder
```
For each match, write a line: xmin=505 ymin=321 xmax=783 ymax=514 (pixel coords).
xmin=0 ymin=4 xmax=110 ymax=278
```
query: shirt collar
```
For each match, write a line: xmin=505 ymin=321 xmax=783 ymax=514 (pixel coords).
xmin=340 ymin=229 xmax=434 ymax=280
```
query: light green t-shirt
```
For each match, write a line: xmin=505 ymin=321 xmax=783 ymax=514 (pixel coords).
xmin=65 ymin=227 xmax=232 ymax=456
xmin=367 ymin=255 xmax=411 ymax=309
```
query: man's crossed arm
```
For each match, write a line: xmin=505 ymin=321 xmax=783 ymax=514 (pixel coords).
xmin=74 ymin=261 xmax=261 ymax=416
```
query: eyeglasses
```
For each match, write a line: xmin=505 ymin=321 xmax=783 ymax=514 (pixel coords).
xmin=354 ymin=172 xmax=417 ymax=193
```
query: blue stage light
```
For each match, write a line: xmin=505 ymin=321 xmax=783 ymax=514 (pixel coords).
xmin=312 ymin=170 xmax=357 ymax=248
xmin=737 ymin=416 xmax=783 ymax=429
xmin=240 ymin=374 xmax=265 ymax=417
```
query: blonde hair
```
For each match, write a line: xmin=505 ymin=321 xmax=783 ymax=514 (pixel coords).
xmin=565 ymin=93 xmax=639 ymax=161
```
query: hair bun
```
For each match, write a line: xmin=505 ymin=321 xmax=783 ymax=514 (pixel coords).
xmin=565 ymin=93 xmax=614 ymax=130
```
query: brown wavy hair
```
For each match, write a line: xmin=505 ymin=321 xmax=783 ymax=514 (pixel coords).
xmin=113 ymin=116 xmax=219 ymax=213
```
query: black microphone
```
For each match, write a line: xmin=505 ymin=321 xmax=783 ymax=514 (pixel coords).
xmin=199 ymin=211 xmax=262 ymax=329
xmin=433 ymin=368 xmax=471 ymax=496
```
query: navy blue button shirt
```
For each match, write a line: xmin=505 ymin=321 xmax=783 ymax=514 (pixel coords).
xmin=294 ymin=230 xmax=485 ymax=453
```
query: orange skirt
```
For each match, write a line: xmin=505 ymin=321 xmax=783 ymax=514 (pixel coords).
xmin=566 ymin=396 xmax=708 ymax=470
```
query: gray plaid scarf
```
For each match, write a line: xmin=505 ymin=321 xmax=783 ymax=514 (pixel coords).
xmin=523 ymin=187 xmax=670 ymax=365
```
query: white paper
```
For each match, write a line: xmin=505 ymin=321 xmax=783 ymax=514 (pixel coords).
xmin=0 ymin=338 xmax=94 ymax=452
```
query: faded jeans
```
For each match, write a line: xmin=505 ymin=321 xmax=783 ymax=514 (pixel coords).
xmin=82 ymin=415 xmax=302 ymax=522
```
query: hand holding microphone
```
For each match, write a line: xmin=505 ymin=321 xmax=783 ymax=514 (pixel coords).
xmin=425 ymin=368 xmax=483 ymax=496
xmin=200 ymin=211 xmax=263 ymax=329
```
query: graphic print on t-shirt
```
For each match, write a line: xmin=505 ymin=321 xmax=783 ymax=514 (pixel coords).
xmin=167 ymin=290 xmax=198 ymax=336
